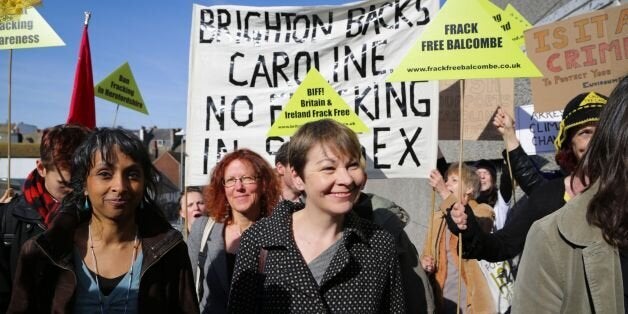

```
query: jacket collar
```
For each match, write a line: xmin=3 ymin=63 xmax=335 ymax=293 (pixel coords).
xmin=34 ymin=212 xmax=78 ymax=269
xmin=10 ymin=196 xmax=45 ymax=222
xmin=260 ymin=200 xmax=370 ymax=248
xmin=556 ymin=181 xmax=624 ymax=313
xmin=557 ymin=181 xmax=603 ymax=246
xmin=136 ymin=208 xmax=183 ymax=276
xmin=34 ymin=206 xmax=182 ymax=273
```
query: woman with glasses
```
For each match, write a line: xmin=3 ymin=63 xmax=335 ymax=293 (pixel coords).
xmin=187 ymin=149 xmax=280 ymax=314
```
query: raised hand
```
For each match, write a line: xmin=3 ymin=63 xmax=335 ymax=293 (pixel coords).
xmin=450 ymin=202 xmax=468 ymax=231
xmin=428 ymin=169 xmax=450 ymax=200
xmin=493 ymin=106 xmax=519 ymax=151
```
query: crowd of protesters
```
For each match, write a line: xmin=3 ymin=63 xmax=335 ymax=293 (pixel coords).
xmin=0 ymin=76 xmax=625 ymax=313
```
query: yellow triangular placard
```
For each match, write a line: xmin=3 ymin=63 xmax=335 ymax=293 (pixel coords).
xmin=480 ymin=0 xmax=524 ymax=46
xmin=387 ymin=0 xmax=541 ymax=81
xmin=0 ymin=7 xmax=64 ymax=50
xmin=267 ymin=68 xmax=368 ymax=137
xmin=95 ymin=62 xmax=148 ymax=115
xmin=504 ymin=4 xmax=532 ymax=46
xmin=505 ymin=4 xmax=532 ymax=30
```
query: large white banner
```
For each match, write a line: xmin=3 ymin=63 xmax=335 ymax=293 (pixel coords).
xmin=186 ymin=0 xmax=439 ymax=186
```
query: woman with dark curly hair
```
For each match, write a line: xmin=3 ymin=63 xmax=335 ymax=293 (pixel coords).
xmin=187 ymin=148 xmax=280 ymax=314
xmin=512 ymin=76 xmax=627 ymax=313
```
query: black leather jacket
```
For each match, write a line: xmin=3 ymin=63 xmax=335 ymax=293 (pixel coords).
xmin=0 ymin=195 xmax=46 ymax=312
xmin=500 ymin=145 xmax=547 ymax=197
xmin=8 ymin=206 xmax=199 ymax=313
xmin=453 ymin=145 xmax=554 ymax=262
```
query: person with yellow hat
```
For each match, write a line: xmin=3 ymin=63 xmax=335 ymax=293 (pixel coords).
xmin=445 ymin=91 xmax=608 ymax=263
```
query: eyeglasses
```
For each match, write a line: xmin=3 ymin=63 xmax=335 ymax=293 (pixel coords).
xmin=222 ymin=175 xmax=259 ymax=188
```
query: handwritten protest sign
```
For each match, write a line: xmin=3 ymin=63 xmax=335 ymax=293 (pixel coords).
xmin=186 ymin=1 xmax=440 ymax=185
xmin=525 ymin=3 xmax=628 ymax=112
xmin=439 ymin=78 xmax=514 ymax=140
xmin=515 ymin=104 xmax=562 ymax=155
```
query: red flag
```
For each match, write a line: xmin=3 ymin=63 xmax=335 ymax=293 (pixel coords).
xmin=66 ymin=24 xmax=95 ymax=128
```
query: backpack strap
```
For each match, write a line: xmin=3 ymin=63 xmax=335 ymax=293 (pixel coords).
xmin=195 ymin=217 xmax=215 ymax=299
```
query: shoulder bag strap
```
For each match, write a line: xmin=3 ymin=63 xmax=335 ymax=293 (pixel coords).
xmin=195 ymin=217 xmax=215 ymax=298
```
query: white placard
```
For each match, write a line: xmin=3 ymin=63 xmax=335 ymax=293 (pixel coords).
xmin=186 ymin=1 xmax=440 ymax=186
xmin=515 ymin=104 xmax=562 ymax=155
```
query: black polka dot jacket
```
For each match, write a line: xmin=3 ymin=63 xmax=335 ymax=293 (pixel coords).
xmin=228 ymin=201 xmax=406 ymax=313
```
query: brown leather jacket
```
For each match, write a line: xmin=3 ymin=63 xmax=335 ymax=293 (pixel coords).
xmin=7 ymin=208 xmax=199 ymax=313
xmin=422 ymin=195 xmax=495 ymax=314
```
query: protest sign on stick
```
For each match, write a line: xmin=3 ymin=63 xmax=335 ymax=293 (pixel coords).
xmin=525 ymin=3 xmax=628 ymax=112
xmin=0 ymin=6 xmax=63 ymax=190
xmin=515 ymin=104 xmax=562 ymax=155
xmin=387 ymin=0 xmax=541 ymax=310
xmin=95 ymin=62 xmax=148 ymax=126
xmin=267 ymin=68 xmax=368 ymax=136
xmin=439 ymin=78 xmax=514 ymax=140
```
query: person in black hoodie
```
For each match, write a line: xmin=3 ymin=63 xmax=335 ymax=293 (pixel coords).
xmin=449 ymin=91 xmax=608 ymax=262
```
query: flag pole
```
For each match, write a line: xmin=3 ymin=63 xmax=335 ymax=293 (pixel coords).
xmin=67 ymin=11 xmax=96 ymax=128
xmin=84 ymin=11 xmax=91 ymax=25
xmin=113 ymin=105 xmax=120 ymax=127
xmin=6 ymin=49 xmax=13 ymax=190
xmin=457 ymin=79 xmax=465 ymax=314
xmin=497 ymin=80 xmax=517 ymax=208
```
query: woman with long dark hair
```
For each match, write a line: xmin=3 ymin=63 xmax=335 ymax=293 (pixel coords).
xmin=512 ymin=76 xmax=627 ymax=313
xmin=8 ymin=128 xmax=198 ymax=313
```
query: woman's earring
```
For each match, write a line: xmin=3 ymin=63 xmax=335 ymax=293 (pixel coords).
xmin=82 ymin=197 xmax=90 ymax=211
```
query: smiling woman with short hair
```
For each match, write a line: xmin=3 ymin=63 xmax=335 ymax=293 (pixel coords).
xmin=228 ymin=119 xmax=405 ymax=313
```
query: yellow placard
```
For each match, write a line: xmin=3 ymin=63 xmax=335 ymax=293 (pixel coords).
xmin=387 ymin=0 xmax=541 ymax=82
xmin=480 ymin=0 xmax=526 ymax=47
xmin=504 ymin=4 xmax=532 ymax=46
xmin=267 ymin=68 xmax=368 ymax=137
xmin=95 ymin=62 xmax=148 ymax=115
xmin=0 ymin=0 xmax=41 ymax=17
xmin=505 ymin=4 xmax=532 ymax=30
xmin=0 ymin=7 xmax=64 ymax=50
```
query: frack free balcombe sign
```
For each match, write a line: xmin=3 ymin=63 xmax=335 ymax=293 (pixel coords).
xmin=186 ymin=0 xmax=439 ymax=185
